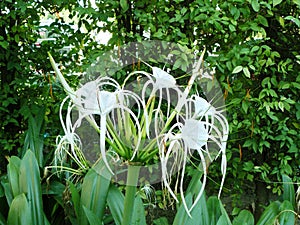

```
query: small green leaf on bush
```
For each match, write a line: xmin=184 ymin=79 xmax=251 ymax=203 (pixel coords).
xmin=278 ymin=17 xmax=285 ymax=27
xmin=242 ymin=101 xmax=249 ymax=113
xmin=293 ymin=0 xmax=300 ymax=6
xmin=257 ymin=15 xmax=268 ymax=27
xmin=232 ymin=66 xmax=243 ymax=74
xmin=273 ymin=0 xmax=283 ymax=7
xmin=243 ymin=67 xmax=251 ymax=78
xmin=278 ymin=102 xmax=284 ymax=111
xmin=285 ymin=16 xmax=300 ymax=27
xmin=120 ymin=0 xmax=129 ymax=12
xmin=251 ymin=46 xmax=260 ymax=53
xmin=281 ymin=83 xmax=290 ymax=89
xmin=251 ymin=0 xmax=260 ymax=12
xmin=229 ymin=24 xmax=236 ymax=32
xmin=0 ymin=41 xmax=9 ymax=49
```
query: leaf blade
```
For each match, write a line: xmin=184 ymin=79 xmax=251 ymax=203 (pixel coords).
xmin=7 ymin=194 xmax=32 ymax=225
xmin=232 ymin=66 xmax=243 ymax=74
xmin=251 ymin=0 xmax=260 ymax=12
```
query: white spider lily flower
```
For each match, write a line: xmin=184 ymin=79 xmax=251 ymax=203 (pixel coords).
xmin=181 ymin=119 xmax=209 ymax=149
xmin=160 ymin=114 xmax=210 ymax=215
xmin=58 ymin=80 xmax=145 ymax=174
xmin=193 ymin=95 xmax=215 ymax=117
xmin=190 ymin=94 xmax=229 ymax=198
xmin=152 ymin=67 xmax=177 ymax=89
xmin=98 ymin=90 xmax=118 ymax=113
xmin=49 ymin=50 xmax=228 ymax=217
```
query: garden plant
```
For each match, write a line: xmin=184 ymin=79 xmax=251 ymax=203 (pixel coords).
xmin=0 ymin=0 xmax=299 ymax=224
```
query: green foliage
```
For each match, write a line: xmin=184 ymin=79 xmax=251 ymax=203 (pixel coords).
xmin=22 ymin=107 xmax=46 ymax=167
xmin=79 ymin=161 xmax=111 ymax=225
xmin=173 ymin=171 xmax=212 ymax=225
xmin=107 ymin=185 xmax=124 ymax=225
xmin=7 ymin=194 xmax=31 ymax=225
xmin=0 ymin=0 xmax=100 ymax=171
xmin=232 ymin=210 xmax=254 ymax=225
xmin=282 ymin=174 xmax=296 ymax=209
xmin=5 ymin=150 xmax=49 ymax=225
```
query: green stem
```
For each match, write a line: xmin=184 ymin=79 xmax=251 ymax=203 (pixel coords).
xmin=122 ymin=165 xmax=140 ymax=225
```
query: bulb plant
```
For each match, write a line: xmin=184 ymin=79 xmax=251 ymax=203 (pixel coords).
xmin=48 ymin=49 xmax=229 ymax=224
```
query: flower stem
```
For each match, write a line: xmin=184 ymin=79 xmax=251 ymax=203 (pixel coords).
xmin=122 ymin=165 xmax=140 ymax=225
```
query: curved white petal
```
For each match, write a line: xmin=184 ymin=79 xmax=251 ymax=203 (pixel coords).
xmin=188 ymin=148 xmax=207 ymax=213
xmin=98 ymin=90 xmax=117 ymax=114
xmin=181 ymin=119 xmax=209 ymax=149
xmin=192 ymin=95 xmax=215 ymax=118
xmin=152 ymin=67 xmax=176 ymax=89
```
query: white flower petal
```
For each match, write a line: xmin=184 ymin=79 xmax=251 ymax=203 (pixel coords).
xmin=152 ymin=67 xmax=176 ymax=89
xmin=98 ymin=90 xmax=117 ymax=114
xmin=193 ymin=95 xmax=214 ymax=117
xmin=76 ymin=81 xmax=99 ymax=113
xmin=181 ymin=119 xmax=209 ymax=149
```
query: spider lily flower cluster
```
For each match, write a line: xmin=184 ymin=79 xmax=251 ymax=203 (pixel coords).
xmin=48 ymin=52 xmax=228 ymax=215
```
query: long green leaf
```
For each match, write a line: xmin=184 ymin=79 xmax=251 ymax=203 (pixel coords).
xmin=132 ymin=194 xmax=147 ymax=225
xmin=23 ymin=108 xmax=45 ymax=167
xmin=68 ymin=181 xmax=81 ymax=218
xmin=7 ymin=156 xmax=21 ymax=199
xmin=282 ymin=174 xmax=295 ymax=209
xmin=216 ymin=215 xmax=229 ymax=225
xmin=207 ymin=196 xmax=221 ymax=225
xmin=80 ymin=160 xmax=111 ymax=225
xmin=256 ymin=201 xmax=281 ymax=225
xmin=173 ymin=193 xmax=192 ymax=225
xmin=19 ymin=150 xmax=48 ymax=225
xmin=191 ymin=192 xmax=210 ymax=225
xmin=173 ymin=174 xmax=209 ymax=225
xmin=278 ymin=200 xmax=295 ymax=225
xmin=107 ymin=185 xmax=124 ymax=225
xmin=7 ymin=193 xmax=32 ymax=225
xmin=185 ymin=170 xmax=202 ymax=195
xmin=219 ymin=200 xmax=232 ymax=225
xmin=175 ymin=193 xmax=210 ymax=225
xmin=232 ymin=210 xmax=254 ymax=225
xmin=1 ymin=181 xmax=13 ymax=207
xmin=82 ymin=206 xmax=102 ymax=225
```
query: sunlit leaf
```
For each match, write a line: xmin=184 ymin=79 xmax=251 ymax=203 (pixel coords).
xmin=232 ymin=66 xmax=243 ymax=74
xmin=251 ymin=0 xmax=260 ymax=12
xmin=273 ymin=0 xmax=283 ymax=7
